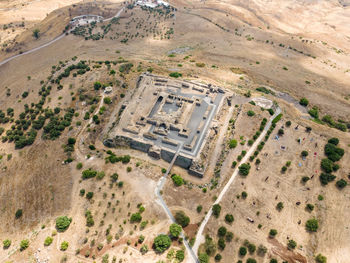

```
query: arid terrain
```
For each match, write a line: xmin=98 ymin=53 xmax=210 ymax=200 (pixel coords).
xmin=0 ymin=0 xmax=349 ymax=263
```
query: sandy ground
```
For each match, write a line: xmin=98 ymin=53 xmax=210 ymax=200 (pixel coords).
xmin=0 ymin=0 xmax=350 ymax=262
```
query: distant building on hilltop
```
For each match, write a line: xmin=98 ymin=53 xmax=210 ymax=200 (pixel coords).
xmin=135 ymin=0 xmax=169 ymax=8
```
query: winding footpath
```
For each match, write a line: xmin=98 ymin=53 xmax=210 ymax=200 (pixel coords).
xmin=192 ymin=107 xmax=282 ymax=257
xmin=0 ymin=7 xmax=125 ymax=68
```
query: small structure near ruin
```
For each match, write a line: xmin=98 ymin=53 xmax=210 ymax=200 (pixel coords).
xmin=104 ymin=73 xmax=226 ymax=177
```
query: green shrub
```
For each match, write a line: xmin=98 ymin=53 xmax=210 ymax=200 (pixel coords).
xmin=299 ymin=97 xmax=309 ymax=106
xmin=86 ymin=192 xmax=94 ymax=199
xmin=175 ymin=211 xmax=190 ymax=227
xmin=169 ymin=72 xmax=182 ymax=78
xmin=130 ymin=212 xmax=142 ymax=223
xmin=169 ymin=223 xmax=182 ymax=238
xmin=287 ymin=239 xmax=297 ymax=250
xmin=301 ymin=150 xmax=308 ymax=157
xmin=306 ymin=203 xmax=314 ymax=211
xmin=20 ymin=239 xmax=29 ymax=251
xmin=226 ymin=232 xmax=234 ymax=242
xmin=328 ymin=138 xmax=339 ymax=145
xmin=214 ymin=253 xmax=222 ymax=262
xmin=3 ymin=239 xmax=11 ymax=249
xmin=247 ymin=110 xmax=255 ymax=117
xmin=197 ymin=205 xmax=203 ymax=213
xmin=217 ymin=226 xmax=227 ymax=237
xmin=308 ymin=107 xmax=319 ymax=118
xmin=225 ymin=214 xmax=234 ymax=223
xmin=324 ymin=143 xmax=344 ymax=162
xmin=315 ymin=254 xmax=327 ymax=263
xmin=239 ymin=246 xmax=247 ymax=256
xmin=269 ymin=229 xmax=277 ymax=237
xmin=60 ymin=241 xmax=69 ymax=251
xmin=76 ymin=162 xmax=83 ymax=169
xmin=305 ymin=218 xmax=318 ymax=232
xmin=44 ymin=236 xmax=53 ymax=246
xmin=336 ymin=179 xmax=347 ymax=189
xmin=176 ymin=250 xmax=185 ymax=262
xmin=198 ymin=253 xmax=209 ymax=263
xmin=15 ymin=209 xmax=23 ymax=219
xmin=319 ymin=172 xmax=336 ymax=185
xmin=153 ymin=234 xmax=171 ymax=253
xmin=229 ymin=139 xmax=238 ymax=149
xmin=217 ymin=238 xmax=225 ymax=250
xmin=82 ymin=169 xmax=97 ymax=179
xmin=238 ymin=163 xmax=251 ymax=176
xmin=321 ymin=159 xmax=333 ymax=173
xmin=171 ymin=175 xmax=184 ymax=186
xmin=56 ymin=216 xmax=72 ymax=232
xmin=212 ymin=204 xmax=221 ymax=218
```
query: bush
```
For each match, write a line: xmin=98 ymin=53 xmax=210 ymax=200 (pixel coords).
xmin=321 ymin=159 xmax=333 ymax=173
xmin=305 ymin=218 xmax=319 ymax=232
xmin=336 ymin=179 xmax=347 ymax=189
xmin=197 ymin=205 xmax=203 ymax=213
xmin=217 ymin=226 xmax=227 ymax=237
xmin=15 ymin=209 xmax=23 ymax=219
xmin=198 ymin=253 xmax=209 ymax=263
xmin=130 ymin=212 xmax=142 ymax=223
xmin=226 ymin=232 xmax=234 ymax=242
xmin=176 ymin=250 xmax=185 ymax=262
xmin=20 ymin=239 xmax=29 ymax=251
xmin=239 ymin=246 xmax=247 ymax=256
xmin=60 ymin=241 xmax=69 ymax=251
xmin=44 ymin=236 xmax=53 ymax=246
xmin=247 ymin=110 xmax=255 ymax=117
xmin=214 ymin=253 xmax=222 ymax=261
xmin=104 ymin=97 xmax=112 ymax=104
xmin=315 ymin=254 xmax=327 ymax=263
xmin=140 ymin=244 xmax=148 ymax=254
xmin=169 ymin=72 xmax=182 ymax=78
xmin=82 ymin=169 xmax=98 ymax=179
xmin=328 ymin=137 xmax=339 ymax=145
xmin=288 ymin=239 xmax=297 ymax=250
xmin=319 ymin=173 xmax=336 ymax=185
xmin=269 ymin=229 xmax=277 ymax=237
xmin=301 ymin=150 xmax=308 ymax=157
xmin=175 ymin=211 xmax=190 ymax=227
xmin=308 ymin=107 xmax=319 ymax=118
xmin=276 ymin=202 xmax=284 ymax=211
xmin=229 ymin=139 xmax=238 ymax=149
xmin=257 ymin=245 xmax=267 ymax=256
xmin=3 ymin=239 xmax=11 ymax=249
xmin=212 ymin=204 xmax=221 ymax=218
xmin=247 ymin=243 xmax=256 ymax=254
xmin=76 ymin=162 xmax=83 ymax=169
xmin=172 ymin=175 xmax=184 ymax=186
xmin=153 ymin=234 xmax=171 ymax=253
xmin=239 ymin=163 xmax=251 ymax=176
xmin=306 ymin=203 xmax=314 ymax=211
xmin=270 ymin=259 xmax=277 ymax=263
xmin=217 ymin=238 xmax=225 ymax=250
xmin=86 ymin=192 xmax=94 ymax=199
xmin=225 ymin=214 xmax=234 ymax=223
xmin=56 ymin=216 xmax=72 ymax=232
xmin=169 ymin=223 xmax=182 ymax=238
xmin=324 ymin=143 xmax=344 ymax=162
xmin=247 ymin=259 xmax=257 ymax=263
xmin=286 ymin=120 xmax=291 ymax=127
xmin=299 ymin=97 xmax=309 ymax=106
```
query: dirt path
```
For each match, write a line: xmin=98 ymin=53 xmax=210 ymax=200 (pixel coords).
xmin=192 ymin=107 xmax=282 ymax=256
xmin=0 ymin=7 xmax=125 ymax=68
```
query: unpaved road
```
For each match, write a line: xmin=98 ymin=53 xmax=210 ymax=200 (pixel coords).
xmin=0 ymin=7 xmax=124 ymax=67
xmin=192 ymin=107 xmax=282 ymax=256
